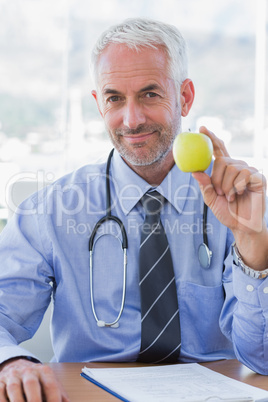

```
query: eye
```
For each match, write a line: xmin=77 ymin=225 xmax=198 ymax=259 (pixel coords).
xmin=144 ymin=92 xmax=158 ymax=98
xmin=107 ymin=95 xmax=121 ymax=103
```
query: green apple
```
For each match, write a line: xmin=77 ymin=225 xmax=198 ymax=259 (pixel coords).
xmin=173 ymin=132 xmax=213 ymax=172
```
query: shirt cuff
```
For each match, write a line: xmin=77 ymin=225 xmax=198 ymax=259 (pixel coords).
xmin=233 ymin=262 xmax=268 ymax=309
xmin=0 ymin=346 xmax=41 ymax=365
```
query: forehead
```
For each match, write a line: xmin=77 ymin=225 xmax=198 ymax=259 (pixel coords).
xmin=95 ymin=44 xmax=171 ymax=90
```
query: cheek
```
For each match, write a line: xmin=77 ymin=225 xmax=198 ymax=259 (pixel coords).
xmin=102 ymin=99 xmax=179 ymax=130
xmin=103 ymin=108 xmax=122 ymax=130
xmin=146 ymin=102 xmax=178 ymax=123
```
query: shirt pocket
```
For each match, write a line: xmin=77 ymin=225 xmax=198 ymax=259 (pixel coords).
xmin=179 ymin=281 xmax=227 ymax=354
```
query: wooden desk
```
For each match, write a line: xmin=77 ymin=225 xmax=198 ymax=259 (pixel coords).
xmin=48 ymin=359 xmax=268 ymax=402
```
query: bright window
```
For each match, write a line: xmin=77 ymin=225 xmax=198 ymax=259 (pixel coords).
xmin=0 ymin=0 xmax=267 ymax=230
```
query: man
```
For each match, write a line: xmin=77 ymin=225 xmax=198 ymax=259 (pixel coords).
xmin=0 ymin=17 xmax=268 ymax=401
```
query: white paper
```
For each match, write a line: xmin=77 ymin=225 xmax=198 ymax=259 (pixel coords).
xmin=82 ymin=363 xmax=268 ymax=402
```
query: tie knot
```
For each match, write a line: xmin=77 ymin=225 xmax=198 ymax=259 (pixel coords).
xmin=141 ymin=191 xmax=164 ymax=215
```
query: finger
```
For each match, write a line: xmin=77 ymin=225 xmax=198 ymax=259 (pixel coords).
xmin=247 ymin=170 xmax=266 ymax=192
xmin=39 ymin=366 xmax=67 ymax=402
xmin=213 ymin=161 xmax=260 ymax=202
xmin=0 ymin=381 xmax=8 ymax=402
xmin=221 ymin=164 xmax=243 ymax=202
xmin=233 ymin=168 xmax=254 ymax=195
xmin=192 ymin=171 xmax=217 ymax=208
xmin=62 ymin=394 xmax=71 ymax=402
xmin=210 ymin=157 xmax=228 ymax=196
xmin=23 ymin=370 xmax=43 ymax=402
xmin=199 ymin=126 xmax=230 ymax=158
xmin=5 ymin=375 xmax=25 ymax=402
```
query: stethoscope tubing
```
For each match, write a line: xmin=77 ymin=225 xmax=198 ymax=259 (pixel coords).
xmin=89 ymin=149 xmax=128 ymax=328
xmin=88 ymin=149 xmax=212 ymax=328
xmin=89 ymin=245 xmax=127 ymax=328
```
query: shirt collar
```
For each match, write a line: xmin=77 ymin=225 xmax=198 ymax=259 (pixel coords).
xmin=111 ymin=149 xmax=192 ymax=215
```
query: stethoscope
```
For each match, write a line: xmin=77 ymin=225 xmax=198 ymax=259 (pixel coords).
xmin=88 ymin=149 xmax=212 ymax=328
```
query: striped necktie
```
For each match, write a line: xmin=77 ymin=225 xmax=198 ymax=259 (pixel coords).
xmin=137 ymin=191 xmax=181 ymax=363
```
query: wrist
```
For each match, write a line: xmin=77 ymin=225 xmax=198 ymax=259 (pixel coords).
xmin=0 ymin=356 xmax=40 ymax=372
xmin=232 ymin=227 xmax=268 ymax=270
xmin=232 ymin=242 xmax=268 ymax=279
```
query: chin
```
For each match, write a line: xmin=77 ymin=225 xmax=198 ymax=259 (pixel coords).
xmin=122 ymin=148 xmax=171 ymax=167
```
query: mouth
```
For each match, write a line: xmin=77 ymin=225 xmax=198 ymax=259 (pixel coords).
xmin=123 ymin=131 xmax=157 ymax=144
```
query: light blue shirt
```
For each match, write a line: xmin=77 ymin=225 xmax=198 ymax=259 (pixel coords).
xmin=0 ymin=150 xmax=268 ymax=374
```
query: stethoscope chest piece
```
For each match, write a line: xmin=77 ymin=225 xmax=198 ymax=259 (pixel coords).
xmin=198 ymin=242 xmax=212 ymax=269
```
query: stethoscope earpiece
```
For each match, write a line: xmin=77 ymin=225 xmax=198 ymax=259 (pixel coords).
xmin=97 ymin=320 xmax=119 ymax=328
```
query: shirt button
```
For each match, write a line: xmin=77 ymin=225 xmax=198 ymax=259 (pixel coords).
xmin=263 ymin=287 xmax=268 ymax=294
xmin=246 ymin=285 xmax=254 ymax=292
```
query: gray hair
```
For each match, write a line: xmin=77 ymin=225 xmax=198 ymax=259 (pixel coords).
xmin=91 ymin=18 xmax=188 ymax=90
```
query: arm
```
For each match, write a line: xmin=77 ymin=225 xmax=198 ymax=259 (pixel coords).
xmin=0 ymin=198 xmax=69 ymax=400
xmin=0 ymin=209 xmax=53 ymax=363
xmin=193 ymin=126 xmax=268 ymax=374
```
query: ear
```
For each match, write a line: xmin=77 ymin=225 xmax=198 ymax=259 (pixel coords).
xmin=180 ymin=79 xmax=195 ymax=117
xmin=91 ymin=90 xmax=103 ymax=118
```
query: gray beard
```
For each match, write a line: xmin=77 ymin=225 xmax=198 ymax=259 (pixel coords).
xmin=106 ymin=117 xmax=181 ymax=167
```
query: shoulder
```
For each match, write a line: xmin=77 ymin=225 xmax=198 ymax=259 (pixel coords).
xmin=27 ymin=160 xmax=107 ymax=209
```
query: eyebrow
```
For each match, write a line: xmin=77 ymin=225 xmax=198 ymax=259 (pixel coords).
xmin=102 ymin=84 xmax=164 ymax=96
xmin=139 ymin=84 xmax=163 ymax=93
xmin=103 ymin=88 xmax=121 ymax=95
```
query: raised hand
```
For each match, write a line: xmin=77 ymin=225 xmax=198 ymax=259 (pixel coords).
xmin=193 ymin=126 xmax=268 ymax=270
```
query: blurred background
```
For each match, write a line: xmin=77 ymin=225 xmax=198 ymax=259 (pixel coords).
xmin=0 ymin=0 xmax=267 ymax=231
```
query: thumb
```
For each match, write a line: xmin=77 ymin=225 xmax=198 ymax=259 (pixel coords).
xmin=192 ymin=171 xmax=217 ymax=206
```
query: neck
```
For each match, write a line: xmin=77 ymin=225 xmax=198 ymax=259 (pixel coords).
xmin=123 ymin=150 xmax=175 ymax=186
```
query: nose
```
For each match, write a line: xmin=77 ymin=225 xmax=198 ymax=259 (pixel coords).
xmin=123 ymin=99 xmax=146 ymax=129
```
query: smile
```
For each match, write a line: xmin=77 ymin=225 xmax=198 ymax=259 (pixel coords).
xmin=123 ymin=131 xmax=157 ymax=144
